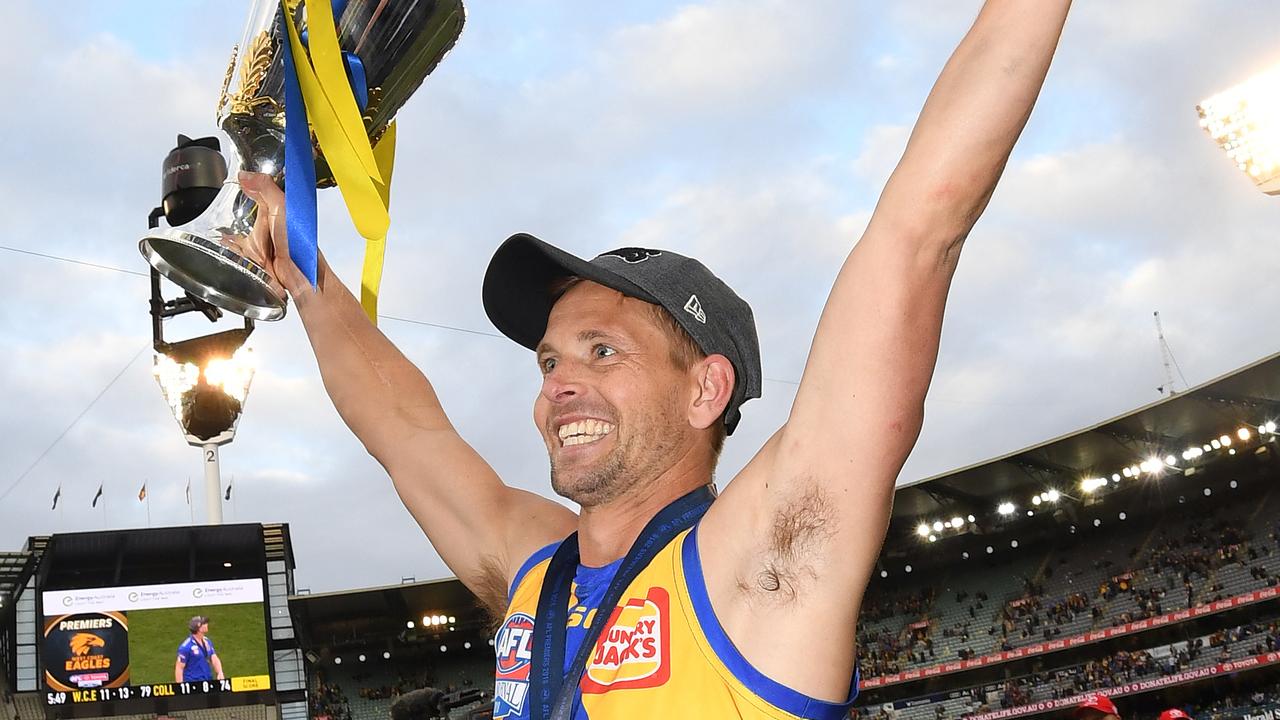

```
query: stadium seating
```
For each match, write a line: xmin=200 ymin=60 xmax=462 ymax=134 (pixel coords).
xmin=857 ymin=486 xmax=1280 ymax=679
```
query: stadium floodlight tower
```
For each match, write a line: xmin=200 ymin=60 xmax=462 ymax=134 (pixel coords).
xmin=153 ymin=329 xmax=255 ymax=525
xmin=1197 ymin=62 xmax=1280 ymax=195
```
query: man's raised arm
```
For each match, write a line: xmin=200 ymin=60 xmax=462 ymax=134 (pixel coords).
xmin=238 ymin=175 xmax=576 ymax=614
xmin=700 ymin=0 xmax=1071 ymax=697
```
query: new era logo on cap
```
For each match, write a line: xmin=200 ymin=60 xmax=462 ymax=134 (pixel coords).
xmin=683 ymin=294 xmax=706 ymax=324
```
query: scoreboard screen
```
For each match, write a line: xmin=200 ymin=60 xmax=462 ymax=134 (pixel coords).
xmin=41 ymin=579 xmax=272 ymax=708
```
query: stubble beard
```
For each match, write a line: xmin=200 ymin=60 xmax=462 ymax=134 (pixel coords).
xmin=549 ymin=406 xmax=683 ymax=509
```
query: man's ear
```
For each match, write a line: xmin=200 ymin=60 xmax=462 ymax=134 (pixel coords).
xmin=688 ymin=354 xmax=735 ymax=430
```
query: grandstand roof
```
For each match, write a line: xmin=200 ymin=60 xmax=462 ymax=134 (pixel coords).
xmin=889 ymin=351 xmax=1280 ymax=529
xmin=289 ymin=576 xmax=488 ymax=646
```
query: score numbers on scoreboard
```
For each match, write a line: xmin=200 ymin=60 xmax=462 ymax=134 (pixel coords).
xmin=47 ymin=677 xmax=271 ymax=705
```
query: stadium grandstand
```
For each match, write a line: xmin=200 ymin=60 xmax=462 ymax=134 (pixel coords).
xmin=2 ymin=352 xmax=1280 ymax=720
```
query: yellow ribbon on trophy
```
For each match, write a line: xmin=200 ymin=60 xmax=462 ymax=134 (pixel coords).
xmin=284 ymin=0 xmax=396 ymax=323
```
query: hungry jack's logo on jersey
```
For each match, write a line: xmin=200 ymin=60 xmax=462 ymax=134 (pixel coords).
xmin=43 ymin=611 xmax=130 ymax=691
xmin=493 ymin=612 xmax=534 ymax=718
xmin=581 ymin=587 xmax=671 ymax=693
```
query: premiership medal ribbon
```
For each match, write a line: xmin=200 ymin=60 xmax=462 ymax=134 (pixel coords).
xmin=284 ymin=0 xmax=396 ymax=323
xmin=529 ymin=485 xmax=716 ymax=720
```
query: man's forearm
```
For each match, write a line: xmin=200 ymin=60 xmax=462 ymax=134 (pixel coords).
xmin=293 ymin=253 xmax=454 ymax=462
xmin=878 ymin=0 xmax=1071 ymax=244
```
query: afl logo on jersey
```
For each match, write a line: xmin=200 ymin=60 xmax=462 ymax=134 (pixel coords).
xmin=493 ymin=613 xmax=534 ymax=719
xmin=495 ymin=612 xmax=534 ymax=676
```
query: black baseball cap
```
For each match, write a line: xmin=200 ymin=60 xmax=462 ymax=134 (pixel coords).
xmin=483 ymin=233 xmax=762 ymax=434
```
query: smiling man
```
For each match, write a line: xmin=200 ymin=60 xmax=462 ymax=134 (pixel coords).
xmin=239 ymin=2 xmax=1072 ymax=717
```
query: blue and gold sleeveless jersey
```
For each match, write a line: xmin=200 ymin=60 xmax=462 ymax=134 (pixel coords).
xmin=492 ymin=525 xmax=858 ymax=719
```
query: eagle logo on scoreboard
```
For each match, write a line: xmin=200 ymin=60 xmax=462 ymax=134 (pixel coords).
xmin=493 ymin=612 xmax=534 ymax=718
xmin=43 ymin=612 xmax=131 ymax=691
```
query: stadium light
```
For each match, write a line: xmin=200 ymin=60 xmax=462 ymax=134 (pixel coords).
xmin=1045 ymin=489 xmax=1060 ymax=503
xmin=997 ymin=502 xmax=1015 ymax=516
xmin=464 ymin=641 xmax=472 ymax=650
xmin=916 ymin=523 xmax=930 ymax=537
xmin=448 ymin=615 xmax=456 ymax=624
xmin=1266 ymin=421 xmax=1277 ymax=434
xmin=334 ymin=657 xmax=342 ymax=665
xmin=1081 ymin=478 xmax=1107 ymax=493
xmin=358 ymin=654 xmax=366 ymax=662
xmin=152 ymin=329 xmax=256 ymax=524
xmin=407 ymin=621 xmax=415 ymax=629
xmin=1198 ymin=63 xmax=1280 ymax=195
xmin=1032 ymin=495 xmax=1042 ymax=506
xmin=1239 ymin=427 xmax=1252 ymax=441
xmin=928 ymin=534 xmax=937 ymax=543
xmin=967 ymin=514 xmax=976 ymax=523
xmin=950 ymin=516 xmax=964 ymax=528
xmin=383 ymin=651 xmax=391 ymax=659
xmin=932 ymin=520 xmax=944 ymax=533
xmin=439 ymin=645 xmax=447 ymax=653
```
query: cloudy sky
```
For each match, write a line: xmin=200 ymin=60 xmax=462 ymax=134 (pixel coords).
xmin=2 ymin=0 xmax=1279 ymax=592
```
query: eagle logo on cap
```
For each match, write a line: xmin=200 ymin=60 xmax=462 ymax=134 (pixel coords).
xmin=600 ymin=248 xmax=662 ymax=264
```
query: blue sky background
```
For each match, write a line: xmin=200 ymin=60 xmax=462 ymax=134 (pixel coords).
xmin=2 ymin=1 xmax=1280 ymax=592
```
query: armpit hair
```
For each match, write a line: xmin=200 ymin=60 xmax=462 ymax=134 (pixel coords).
xmin=739 ymin=481 xmax=835 ymax=605
xmin=471 ymin=554 xmax=512 ymax=630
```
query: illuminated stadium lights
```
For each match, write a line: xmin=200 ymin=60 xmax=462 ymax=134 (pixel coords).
xmin=1230 ymin=480 xmax=1239 ymax=489
xmin=880 ymin=570 xmax=888 ymax=578
xmin=1266 ymin=421 xmax=1277 ymax=434
xmin=928 ymin=535 xmax=937 ymax=543
xmin=1045 ymin=489 xmax=1060 ymax=502
xmin=962 ymin=551 xmax=970 ymax=560
xmin=1010 ymin=540 xmax=1019 ymax=549
xmin=1220 ymin=435 xmax=1233 ymax=447
xmin=464 ymin=642 xmax=472 ymax=650
xmin=1164 ymin=455 xmax=1177 ymax=466
xmin=1093 ymin=518 xmax=1102 ymax=527
xmin=334 ymin=657 xmax=342 ymax=665
xmin=421 ymin=615 xmax=430 ymax=625
xmin=967 ymin=514 xmax=976 ymax=523
xmin=997 ymin=502 xmax=1016 ymax=516
xmin=439 ymin=645 xmax=447 ymax=653
xmin=985 ymin=546 xmax=994 ymax=554
xmin=358 ymin=654 xmax=366 ymax=662
xmin=1032 ymin=495 xmax=1041 ymax=506
xmin=1211 ymin=440 xmax=1222 ymax=450
xmin=904 ymin=565 xmax=913 ymax=573
xmin=1239 ymin=427 xmax=1252 ymax=441
xmin=1204 ymin=488 xmax=1212 ymax=496
xmin=916 ymin=523 xmax=930 ymax=537
xmin=1122 ymin=467 xmax=1133 ymax=478
xmin=1081 ymin=478 xmax=1108 ymax=493
xmin=951 ymin=516 xmax=965 ymax=528
xmin=1119 ymin=512 xmax=1127 ymax=520
xmin=449 ymin=615 xmax=456 ymax=624
xmin=1111 ymin=473 xmax=1120 ymax=482
xmin=932 ymin=521 xmax=944 ymax=533
xmin=383 ymin=651 xmax=391 ymax=659
xmin=407 ymin=621 xmax=415 ymax=629
xmin=1198 ymin=63 xmax=1280 ymax=195
xmin=1026 ymin=510 xmax=1035 ymax=517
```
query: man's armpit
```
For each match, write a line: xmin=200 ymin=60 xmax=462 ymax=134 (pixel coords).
xmin=736 ymin=480 xmax=835 ymax=605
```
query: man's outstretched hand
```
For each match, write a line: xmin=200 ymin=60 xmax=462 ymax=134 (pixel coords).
xmin=236 ymin=171 xmax=307 ymax=300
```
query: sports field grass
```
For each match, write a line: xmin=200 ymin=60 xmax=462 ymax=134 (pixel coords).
xmin=128 ymin=602 xmax=268 ymax=685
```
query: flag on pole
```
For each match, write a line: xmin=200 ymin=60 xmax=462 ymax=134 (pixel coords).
xmin=51 ymin=486 xmax=61 ymax=510
xmin=224 ymin=481 xmax=233 ymax=502
xmin=185 ymin=478 xmax=191 ymax=505
xmin=92 ymin=484 xmax=103 ymax=508
xmin=138 ymin=482 xmax=147 ymax=502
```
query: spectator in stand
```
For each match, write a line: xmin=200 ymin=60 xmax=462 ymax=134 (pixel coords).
xmin=1157 ymin=709 xmax=1191 ymax=720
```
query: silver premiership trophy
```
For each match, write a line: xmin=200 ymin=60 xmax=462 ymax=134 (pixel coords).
xmin=140 ymin=0 xmax=465 ymax=321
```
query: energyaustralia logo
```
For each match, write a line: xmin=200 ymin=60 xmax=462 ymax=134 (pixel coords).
xmin=493 ymin=613 xmax=534 ymax=718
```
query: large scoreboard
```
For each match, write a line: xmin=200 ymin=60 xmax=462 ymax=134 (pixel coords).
xmin=33 ymin=525 xmax=281 ymax=718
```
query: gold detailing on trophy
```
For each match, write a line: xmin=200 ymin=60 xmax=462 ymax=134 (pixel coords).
xmin=227 ymin=31 xmax=279 ymax=117
xmin=216 ymin=45 xmax=239 ymax=119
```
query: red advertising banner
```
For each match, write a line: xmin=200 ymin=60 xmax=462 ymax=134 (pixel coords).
xmin=859 ymin=586 xmax=1280 ymax=690
xmin=964 ymin=652 xmax=1280 ymax=720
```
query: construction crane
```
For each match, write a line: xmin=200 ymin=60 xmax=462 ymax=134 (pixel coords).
xmin=1153 ymin=311 xmax=1188 ymax=397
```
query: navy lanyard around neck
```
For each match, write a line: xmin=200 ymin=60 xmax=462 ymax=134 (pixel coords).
xmin=528 ymin=484 xmax=716 ymax=720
